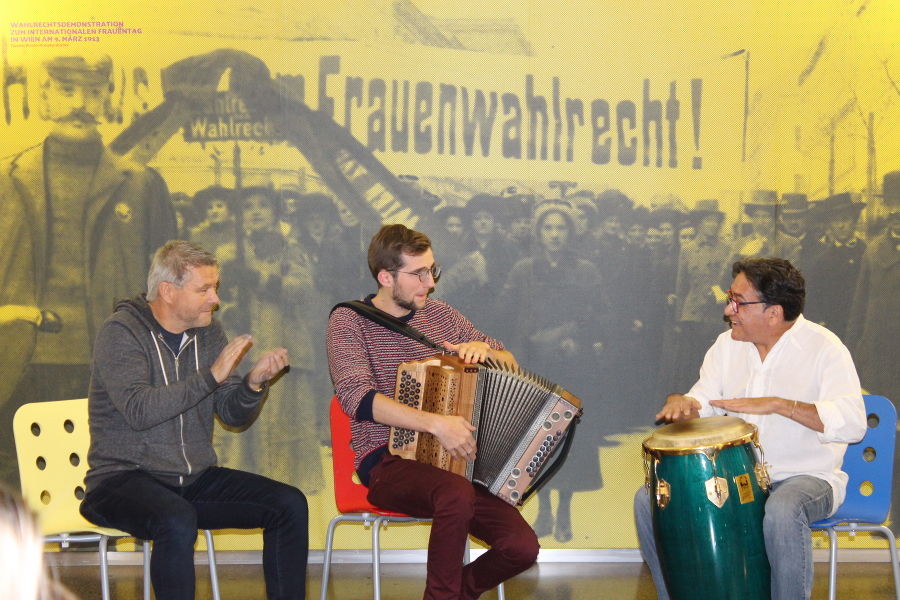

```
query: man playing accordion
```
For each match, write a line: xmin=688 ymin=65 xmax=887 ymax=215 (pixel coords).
xmin=326 ymin=224 xmax=538 ymax=600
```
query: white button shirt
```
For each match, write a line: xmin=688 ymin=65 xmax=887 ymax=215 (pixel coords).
xmin=688 ymin=315 xmax=867 ymax=513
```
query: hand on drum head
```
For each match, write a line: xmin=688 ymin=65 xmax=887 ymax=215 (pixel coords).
xmin=655 ymin=394 xmax=701 ymax=423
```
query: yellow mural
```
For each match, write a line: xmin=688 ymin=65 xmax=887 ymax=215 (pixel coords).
xmin=1 ymin=0 xmax=898 ymax=556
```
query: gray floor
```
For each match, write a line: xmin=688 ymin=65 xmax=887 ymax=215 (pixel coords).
xmin=51 ymin=557 xmax=899 ymax=599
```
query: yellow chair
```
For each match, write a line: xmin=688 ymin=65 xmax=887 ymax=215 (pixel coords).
xmin=13 ymin=398 xmax=220 ymax=600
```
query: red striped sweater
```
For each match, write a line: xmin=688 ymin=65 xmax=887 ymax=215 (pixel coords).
xmin=326 ymin=295 xmax=503 ymax=475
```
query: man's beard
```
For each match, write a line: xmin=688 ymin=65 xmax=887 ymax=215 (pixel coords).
xmin=392 ymin=287 xmax=422 ymax=312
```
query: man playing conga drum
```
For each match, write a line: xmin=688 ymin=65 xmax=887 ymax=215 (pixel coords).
xmin=635 ymin=257 xmax=867 ymax=599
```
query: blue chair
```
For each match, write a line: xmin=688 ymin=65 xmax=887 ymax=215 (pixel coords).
xmin=810 ymin=394 xmax=900 ymax=600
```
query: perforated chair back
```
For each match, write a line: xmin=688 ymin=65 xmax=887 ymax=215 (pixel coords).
xmin=815 ymin=394 xmax=896 ymax=527
xmin=13 ymin=398 xmax=124 ymax=537
xmin=329 ymin=396 xmax=407 ymax=516
xmin=811 ymin=394 xmax=900 ymax=600
xmin=13 ymin=398 xmax=221 ymax=600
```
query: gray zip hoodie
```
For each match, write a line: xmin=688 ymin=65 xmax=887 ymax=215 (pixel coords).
xmin=84 ymin=294 xmax=265 ymax=490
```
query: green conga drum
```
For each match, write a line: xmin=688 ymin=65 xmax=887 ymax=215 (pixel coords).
xmin=643 ymin=416 xmax=771 ymax=599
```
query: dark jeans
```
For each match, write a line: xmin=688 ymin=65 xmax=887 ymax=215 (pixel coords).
xmin=81 ymin=467 xmax=308 ymax=599
xmin=367 ymin=454 xmax=539 ymax=600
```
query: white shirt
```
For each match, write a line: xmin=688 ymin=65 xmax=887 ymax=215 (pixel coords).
xmin=688 ymin=315 xmax=866 ymax=512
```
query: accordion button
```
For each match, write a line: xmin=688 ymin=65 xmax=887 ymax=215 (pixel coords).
xmin=511 ymin=468 xmax=521 ymax=477
xmin=542 ymin=421 xmax=552 ymax=430
xmin=507 ymin=479 xmax=517 ymax=488
xmin=551 ymin=412 xmax=561 ymax=421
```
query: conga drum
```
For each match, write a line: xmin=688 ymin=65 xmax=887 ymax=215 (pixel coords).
xmin=643 ymin=416 xmax=771 ymax=599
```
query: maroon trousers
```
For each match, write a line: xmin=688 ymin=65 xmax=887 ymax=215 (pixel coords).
xmin=367 ymin=454 xmax=539 ymax=600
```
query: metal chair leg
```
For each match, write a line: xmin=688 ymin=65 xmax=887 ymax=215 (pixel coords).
xmin=883 ymin=527 xmax=900 ymax=600
xmin=142 ymin=540 xmax=151 ymax=600
xmin=99 ymin=535 xmax=111 ymax=600
xmin=204 ymin=530 xmax=221 ymax=600
xmin=826 ymin=529 xmax=838 ymax=600
xmin=319 ymin=515 xmax=343 ymax=600
xmin=372 ymin=517 xmax=385 ymax=600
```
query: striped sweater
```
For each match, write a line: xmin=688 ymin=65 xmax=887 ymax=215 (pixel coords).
xmin=326 ymin=295 xmax=503 ymax=479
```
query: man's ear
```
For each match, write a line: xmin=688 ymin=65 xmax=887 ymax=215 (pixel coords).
xmin=376 ymin=269 xmax=394 ymax=288
xmin=157 ymin=281 xmax=175 ymax=303
xmin=767 ymin=303 xmax=784 ymax=322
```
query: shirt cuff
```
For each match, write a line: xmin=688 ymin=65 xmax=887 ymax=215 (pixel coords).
xmin=356 ymin=389 xmax=377 ymax=422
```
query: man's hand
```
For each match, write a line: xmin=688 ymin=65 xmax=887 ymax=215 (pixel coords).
xmin=210 ymin=334 xmax=254 ymax=383
xmin=247 ymin=348 xmax=290 ymax=390
xmin=656 ymin=393 xmax=701 ymax=422
xmin=441 ymin=340 xmax=491 ymax=364
xmin=430 ymin=414 xmax=477 ymax=461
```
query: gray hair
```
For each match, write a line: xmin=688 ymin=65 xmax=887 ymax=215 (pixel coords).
xmin=146 ymin=240 xmax=218 ymax=301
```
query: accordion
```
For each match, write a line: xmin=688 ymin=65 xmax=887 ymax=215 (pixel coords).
xmin=389 ymin=354 xmax=582 ymax=505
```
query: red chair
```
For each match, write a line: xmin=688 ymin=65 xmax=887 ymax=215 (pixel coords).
xmin=320 ymin=396 xmax=505 ymax=600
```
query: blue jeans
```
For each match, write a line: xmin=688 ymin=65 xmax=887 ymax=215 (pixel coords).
xmin=634 ymin=475 xmax=833 ymax=600
xmin=81 ymin=467 xmax=309 ymax=599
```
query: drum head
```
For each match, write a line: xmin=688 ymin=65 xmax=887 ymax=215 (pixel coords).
xmin=643 ymin=416 xmax=756 ymax=452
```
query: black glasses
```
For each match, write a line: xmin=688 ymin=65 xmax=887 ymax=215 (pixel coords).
xmin=726 ymin=290 xmax=767 ymax=313
xmin=393 ymin=264 xmax=441 ymax=283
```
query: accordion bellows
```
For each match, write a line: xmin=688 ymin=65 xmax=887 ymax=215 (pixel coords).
xmin=390 ymin=354 xmax=582 ymax=505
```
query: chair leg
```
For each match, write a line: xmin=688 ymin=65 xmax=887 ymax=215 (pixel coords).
xmin=319 ymin=516 xmax=342 ymax=600
xmin=99 ymin=535 xmax=111 ymax=600
xmin=827 ymin=529 xmax=838 ymax=600
xmin=372 ymin=517 xmax=385 ymax=600
xmin=877 ymin=526 xmax=900 ymax=600
xmin=498 ymin=581 xmax=506 ymax=599
xmin=140 ymin=540 xmax=151 ymax=600
xmin=204 ymin=530 xmax=221 ymax=600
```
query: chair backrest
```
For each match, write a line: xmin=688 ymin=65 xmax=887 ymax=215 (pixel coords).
xmin=836 ymin=394 xmax=897 ymax=523
xmin=330 ymin=396 xmax=382 ymax=513
xmin=12 ymin=398 xmax=102 ymax=535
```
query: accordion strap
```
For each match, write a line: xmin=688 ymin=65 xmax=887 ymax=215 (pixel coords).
xmin=331 ymin=300 xmax=445 ymax=353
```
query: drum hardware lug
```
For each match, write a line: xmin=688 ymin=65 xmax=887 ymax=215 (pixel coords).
xmin=655 ymin=479 xmax=671 ymax=509
xmin=705 ymin=476 xmax=729 ymax=508
xmin=754 ymin=462 xmax=772 ymax=492
xmin=643 ymin=453 xmax=654 ymax=491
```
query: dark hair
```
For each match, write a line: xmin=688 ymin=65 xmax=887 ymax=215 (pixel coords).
xmin=192 ymin=185 xmax=234 ymax=214
xmin=237 ymin=186 xmax=279 ymax=215
xmin=435 ymin=205 xmax=466 ymax=223
xmin=294 ymin=192 xmax=339 ymax=223
xmin=367 ymin=224 xmax=432 ymax=281
xmin=465 ymin=193 xmax=502 ymax=222
xmin=732 ymin=257 xmax=805 ymax=321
